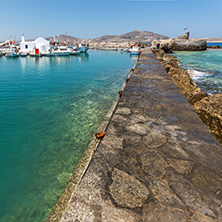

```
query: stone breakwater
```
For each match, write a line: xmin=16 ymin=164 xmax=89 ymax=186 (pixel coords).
xmin=153 ymin=49 xmax=222 ymax=146
xmin=48 ymin=48 xmax=222 ymax=222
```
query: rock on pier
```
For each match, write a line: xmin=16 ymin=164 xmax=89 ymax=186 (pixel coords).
xmin=48 ymin=48 xmax=222 ymax=222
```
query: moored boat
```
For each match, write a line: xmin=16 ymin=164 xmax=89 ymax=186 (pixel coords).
xmin=75 ymin=44 xmax=89 ymax=53
xmin=129 ymin=45 xmax=141 ymax=55
xmin=53 ymin=46 xmax=71 ymax=56
xmin=21 ymin=53 xmax=28 ymax=57
xmin=6 ymin=52 xmax=19 ymax=58
xmin=70 ymin=51 xmax=80 ymax=55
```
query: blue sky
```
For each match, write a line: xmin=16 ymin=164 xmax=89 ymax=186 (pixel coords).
xmin=0 ymin=0 xmax=221 ymax=41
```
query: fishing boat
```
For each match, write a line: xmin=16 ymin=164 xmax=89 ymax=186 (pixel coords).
xmin=53 ymin=46 xmax=71 ymax=56
xmin=75 ymin=44 xmax=89 ymax=53
xmin=70 ymin=50 xmax=80 ymax=55
xmin=6 ymin=51 xmax=19 ymax=58
xmin=129 ymin=45 xmax=141 ymax=55
xmin=21 ymin=53 xmax=28 ymax=57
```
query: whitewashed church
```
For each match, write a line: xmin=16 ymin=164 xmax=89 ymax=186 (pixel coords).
xmin=20 ymin=34 xmax=49 ymax=53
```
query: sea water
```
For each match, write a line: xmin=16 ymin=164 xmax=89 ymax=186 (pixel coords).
xmin=0 ymin=51 xmax=135 ymax=221
xmin=174 ymin=48 xmax=222 ymax=94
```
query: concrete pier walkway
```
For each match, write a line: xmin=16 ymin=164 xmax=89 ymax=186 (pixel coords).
xmin=54 ymin=48 xmax=222 ymax=221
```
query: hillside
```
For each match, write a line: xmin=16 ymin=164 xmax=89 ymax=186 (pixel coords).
xmin=86 ymin=30 xmax=169 ymax=43
xmin=191 ymin=37 xmax=222 ymax=42
xmin=45 ymin=30 xmax=169 ymax=44
xmin=45 ymin=34 xmax=82 ymax=43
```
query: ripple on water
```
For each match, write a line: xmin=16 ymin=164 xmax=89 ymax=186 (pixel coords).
xmin=0 ymin=51 xmax=135 ymax=221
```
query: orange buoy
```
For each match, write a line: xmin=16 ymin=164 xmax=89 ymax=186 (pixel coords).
xmin=95 ymin=131 xmax=106 ymax=139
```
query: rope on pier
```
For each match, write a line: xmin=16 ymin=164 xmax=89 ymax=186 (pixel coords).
xmin=93 ymin=69 xmax=132 ymax=94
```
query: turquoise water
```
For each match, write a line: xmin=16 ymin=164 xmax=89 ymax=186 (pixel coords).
xmin=0 ymin=51 xmax=135 ymax=221
xmin=174 ymin=49 xmax=222 ymax=94
xmin=207 ymin=42 xmax=222 ymax=47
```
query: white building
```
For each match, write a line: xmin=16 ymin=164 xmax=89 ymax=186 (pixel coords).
xmin=20 ymin=34 xmax=49 ymax=53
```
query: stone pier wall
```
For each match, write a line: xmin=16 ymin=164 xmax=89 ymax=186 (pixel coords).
xmin=48 ymin=48 xmax=222 ymax=222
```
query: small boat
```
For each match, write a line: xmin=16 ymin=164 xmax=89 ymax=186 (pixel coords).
xmin=30 ymin=53 xmax=42 ymax=57
xmin=70 ymin=51 xmax=80 ymax=55
xmin=75 ymin=44 xmax=89 ymax=53
xmin=53 ymin=46 xmax=71 ymax=56
xmin=129 ymin=45 xmax=141 ymax=55
xmin=120 ymin=48 xmax=128 ymax=53
xmin=0 ymin=52 xmax=2 ymax=56
xmin=20 ymin=53 xmax=28 ymax=57
xmin=42 ymin=51 xmax=55 ymax=56
xmin=6 ymin=52 xmax=19 ymax=58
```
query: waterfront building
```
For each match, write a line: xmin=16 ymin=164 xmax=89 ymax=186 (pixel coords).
xmin=20 ymin=34 xmax=49 ymax=53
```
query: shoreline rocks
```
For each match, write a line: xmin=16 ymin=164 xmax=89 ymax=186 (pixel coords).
xmin=152 ymin=31 xmax=207 ymax=52
xmin=152 ymin=39 xmax=207 ymax=52
xmin=152 ymin=49 xmax=222 ymax=146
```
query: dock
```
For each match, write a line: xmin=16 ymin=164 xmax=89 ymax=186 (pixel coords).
xmin=48 ymin=48 xmax=222 ymax=222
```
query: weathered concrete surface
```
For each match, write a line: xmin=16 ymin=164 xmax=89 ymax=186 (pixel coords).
xmin=56 ymin=48 xmax=222 ymax=221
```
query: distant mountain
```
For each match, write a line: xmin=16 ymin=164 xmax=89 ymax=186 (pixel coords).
xmin=44 ymin=30 xmax=169 ymax=44
xmin=191 ymin=37 xmax=222 ymax=42
xmin=45 ymin=34 xmax=82 ymax=43
xmin=86 ymin=30 xmax=169 ymax=43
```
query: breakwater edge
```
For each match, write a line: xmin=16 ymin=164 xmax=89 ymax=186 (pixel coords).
xmin=48 ymin=48 xmax=222 ymax=221
xmin=152 ymin=49 xmax=222 ymax=146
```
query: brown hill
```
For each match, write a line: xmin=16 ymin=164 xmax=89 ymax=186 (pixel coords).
xmin=44 ymin=30 xmax=169 ymax=44
xmin=86 ymin=30 xmax=169 ymax=43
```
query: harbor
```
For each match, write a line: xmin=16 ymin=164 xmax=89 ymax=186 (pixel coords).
xmin=1 ymin=30 xmax=222 ymax=221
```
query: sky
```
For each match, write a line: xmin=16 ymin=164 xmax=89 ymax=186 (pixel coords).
xmin=0 ymin=0 xmax=221 ymax=41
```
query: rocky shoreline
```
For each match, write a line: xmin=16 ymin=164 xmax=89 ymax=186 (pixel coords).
xmin=152 ymin=49 xmax=222 ymax=145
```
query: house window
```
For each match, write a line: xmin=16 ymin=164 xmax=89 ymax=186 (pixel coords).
xmin=25 ymin=45 xmax=28 ymax=49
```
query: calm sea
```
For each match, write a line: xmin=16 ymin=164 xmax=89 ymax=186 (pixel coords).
xmin=0 ymin=51 xmax=135 ymax=221
xmin=174 ymin=47 xmax=222 ymax=94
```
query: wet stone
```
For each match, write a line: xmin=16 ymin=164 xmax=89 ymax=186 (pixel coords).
xmin=190 ymin=167 xmax=222 ymax=193
xmin=115 ymin=107 xmax=131 ymax=115
xmin=142 ymin=130 xmax=167 ymax=148
xmin=190 ymin=211 xmax=216 ymax=222
xmin=102 ymin=206 xmax=140 ymax=222
xmin=100 ymin=135 xmax=124 ymax=150
xmin=159 ymin=140 xmax=190 ymax=159
xmin=141 ymin=151 xmax=166 ymax=179
xmin=126 ymin=123 xmax=149 ymax=135
xmin=142 ymin=201 xmax=188 ymax=222
xmin=165 ymin=169 xmax=216 ymax=218
xmin=167 ymin=158 xmax=194 ymax=174
xmin=150 ymin=179 xmax=186 ymax=209
xmin=109 ymin=168 xmax=149 ymax=208
xmin=122 ymin=133 xmax=142 ymax=146
xmin=62 ymin=201 xmax=94 ymax=222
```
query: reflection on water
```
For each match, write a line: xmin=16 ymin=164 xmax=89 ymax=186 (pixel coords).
xmin=0 ymin=50 xmax=135 ymax=222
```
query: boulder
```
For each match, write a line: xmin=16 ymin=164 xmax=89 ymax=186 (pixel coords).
xmin=194 ymin=94 xmax=222 ymax=144
xmin=173 ymin=39 xmax=207 ymax=51
xmin=160 ymin=38 xmax=175 ymax=53
xmin=184 ymin=89 xmax=208 ymax=105
xmin=152 ymin=37 xmax=207 ymax=52
xmin=176 ymin=31 xmax=190 ymax=40
xmin=163 ymin=60 xmax=198 ymax=95
xmin=151 ymin=49 xmax=165 ymax=60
